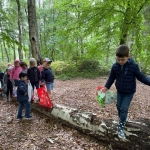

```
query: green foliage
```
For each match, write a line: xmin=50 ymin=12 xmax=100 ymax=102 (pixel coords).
xmin=1 ymin=0 xmax=150 ymax=75
xmin=0 ymin=62 xmax=9 ymax=72
xmin=78 ymin=59 xmax=100 ymax=72
xmin=51 ymin=60 xmax=110 ymax=80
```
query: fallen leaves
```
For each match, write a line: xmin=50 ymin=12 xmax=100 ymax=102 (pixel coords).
xmin=0 ymin=77 xmax=149 ymax=149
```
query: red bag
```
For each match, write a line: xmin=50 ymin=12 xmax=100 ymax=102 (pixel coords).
xmin=37 ymin=86 xmax=53 ymax=108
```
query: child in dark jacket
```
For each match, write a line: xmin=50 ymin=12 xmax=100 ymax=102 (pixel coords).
xmin=41 ymin=58 xmax=54 ymax=99
xmin=27 ymin=58 xmax=40 ymax=91
xmin=102 ymin=45 xmax=150 ymax=139
xmin=3 ymin=68 xmax=13 ymax=102
xmin=0 ymin=67 xmax=4 ymax=87
xmin=16 ymin=72 xmax=32 ymax=120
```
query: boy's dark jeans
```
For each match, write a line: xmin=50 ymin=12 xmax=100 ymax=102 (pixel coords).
xmin=116 ymin=92 xmax=133 ymax=123
xmin=17 ymin=101 xmax=31 ymax=118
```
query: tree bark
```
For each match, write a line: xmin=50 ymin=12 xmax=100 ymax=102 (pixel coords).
xmin=16 ymin=0 xmax=23 ymax=60
xmin=27 ymin=0 xmax=42 ymax=61
xmin=3 ymin=41 xmax=10 ymax=62
xmin=13 ymin=43 xmax=16 ymax=60
xmin=1 ymin=44 xmax=4 ymax=62
xmin=30 ymin=103 xmax=150 ymax=150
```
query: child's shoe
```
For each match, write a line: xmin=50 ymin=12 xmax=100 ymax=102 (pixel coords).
xmin=24 ymin=115 xmax=32 ymax=120
xmin=16 ymin=116 xmax=24 ymax=121
xmin=118 ymin=129 xmax=126 ymax=139
xmin=6 ymin=99 xmax=9 ymax=102
xmin=118 ymin=121 xmax=126 ymax=139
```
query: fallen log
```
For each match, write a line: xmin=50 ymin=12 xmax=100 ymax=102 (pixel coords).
xmin=30 ymin=102 xmax=150 ymax=150
xmin=10 ymin=97 xmax=150 ymax=150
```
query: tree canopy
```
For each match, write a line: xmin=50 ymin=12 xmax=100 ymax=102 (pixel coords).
xmin=0 ymin=0 xmax=150 ymax=72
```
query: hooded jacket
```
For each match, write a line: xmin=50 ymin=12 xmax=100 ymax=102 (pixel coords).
xmin=27 ymin=66 xmax=40 ymax=82
xmin=10 ymin=60 xmax=22 ymax=81
xmin=105 ymin=58 xmax=150 ymax=94
xmin=41 ymin=67 xmax=54 ymax=83
xmin=16 ymin=80 xmax=28 ymax=102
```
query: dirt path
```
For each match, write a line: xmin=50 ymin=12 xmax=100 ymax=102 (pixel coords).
xmin=0 ymin=101 xmax=107 ymax=150
xmin=0 ymin=77 xmax=150 ymax=150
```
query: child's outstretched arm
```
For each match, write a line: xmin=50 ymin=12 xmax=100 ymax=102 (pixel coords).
xmin=104 ymin=65 xmax=116 ymax=89
xmin=101 ymin=87 xmax=108 ymax=93
xmin=135 ymin=64 xmax=150 ymax=85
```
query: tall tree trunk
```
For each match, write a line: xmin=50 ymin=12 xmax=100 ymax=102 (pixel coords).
xmin=13 ymin=43 xmax=16 ymax=61
xmin=27 ymin=0 xmax=42 ymax=61
xmin=38 ymin=0 xmax=43 ymax=59
xmin=0 ymin=21 xmax=10 ymax=62
xmin=51 ymin=0 xmax=55 ymax=61
xmin=3 ymin=41 xmax=10 ymax=62
xmin=1 ymin=44 xmax=4 ymax=62
xmin=16 ymin=0 xmax=23 ymax=60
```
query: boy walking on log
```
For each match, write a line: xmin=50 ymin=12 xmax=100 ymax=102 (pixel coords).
xmin=102 ymin=45 xmax=150 ymax=139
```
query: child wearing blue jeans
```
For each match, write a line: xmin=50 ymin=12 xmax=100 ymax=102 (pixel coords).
xmin=41 ymin=58 xmax=54 ymax=99
xmin=16 ymin=72 xmax=32 ymax=120
xmin=103 ymin=45 xmax=150 ymax=139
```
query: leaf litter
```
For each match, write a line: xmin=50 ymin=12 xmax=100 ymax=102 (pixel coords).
xmin=0 ymin=77 xmax=150 ymax=150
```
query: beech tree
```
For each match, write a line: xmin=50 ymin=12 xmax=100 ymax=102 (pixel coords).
xmin=27 ymin=0 xmax=41 ymax=61
xmin=16 ymin=0 xmax=23 ymax=60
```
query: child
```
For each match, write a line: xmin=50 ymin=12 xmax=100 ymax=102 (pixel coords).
xmin=20 ymin=62 xmax=28 ymax=73
xmin=41 ymin=58 xmax=54 ymax=99
xmin=0 ymin=67 xmax=4 ymax=87
xmin=7 ymin=63 xmax=12 ymax=70
xmin=37 ymin=59 xmax=43 ymax=75
xmin=16 ymin=72 xmax=32 ymax=120
xmin=102 ymin=44 xmax=150 ymax=139
xmin=10 ymin=59 xmax=22 ymax=83
xmin=27 ymin=58 xmax=40 ymax=90
xmin=10 ymin=59 xmax=22 ymax=97
xmin=3 ymin=68 xmax=13 ymax=101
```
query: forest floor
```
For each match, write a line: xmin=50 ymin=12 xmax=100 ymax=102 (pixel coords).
xmin=0 ymin=77 xmax=150 ymax=150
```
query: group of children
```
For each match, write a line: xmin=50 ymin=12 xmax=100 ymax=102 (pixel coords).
xmin=1 ymin=44 xmax=149 ymax=139
xmin=1 ymin=57 xmax=54 ymax=120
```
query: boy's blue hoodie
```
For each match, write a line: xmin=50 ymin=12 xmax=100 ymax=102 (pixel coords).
xmin=105 ymin=58 xmax=150 ymax=94
xmin=16 ymin=80 xmax=28 ymax=102
xmin=41 ymin=67 xmax=54 ymax=83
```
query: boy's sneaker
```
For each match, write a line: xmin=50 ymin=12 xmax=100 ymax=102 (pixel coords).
xmin=118 ymin=129 xmax=126 ymax=139
xmin=6 ymin=99 xmax=9 ymax=102
xmin=24 ymin=115 xmax=32 ymax=120
xmin=16 ymin=116 xmax=24 ymax=121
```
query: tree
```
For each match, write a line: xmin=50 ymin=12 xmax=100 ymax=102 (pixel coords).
xmin=16 ymin=0 xmax=23 ymax=60
xmin=27 ymin=0 xmax=41 ymax=61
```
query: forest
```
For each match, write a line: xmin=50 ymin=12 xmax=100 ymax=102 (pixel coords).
xmin=0 ymin=0 xmax=150 ymax=78
xmin=0 ymin=1 xmax=150 ymax=150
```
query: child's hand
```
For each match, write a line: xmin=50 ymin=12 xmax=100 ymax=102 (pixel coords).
xmin=40 ymin=82 xmax=45 ymax=86
xmin=24 ymin=92 xmax=27 ymax=96
xmin=101 ymin=87 xmax=108 ymax=93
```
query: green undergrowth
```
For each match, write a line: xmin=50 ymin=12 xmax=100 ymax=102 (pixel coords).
xmin=51 ymin=60 xmax=110 ymax=80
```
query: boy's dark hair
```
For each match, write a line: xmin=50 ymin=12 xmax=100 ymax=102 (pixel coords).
xmin=19 ymin=72 xmax=27 ymax=79
xmin=116 ymin=44 xmax=129 ymax=57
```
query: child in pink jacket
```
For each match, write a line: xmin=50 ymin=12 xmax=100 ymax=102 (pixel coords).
xmin=10 ymin=59 xmax=22 ymax=97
